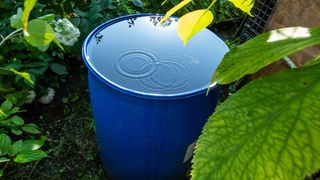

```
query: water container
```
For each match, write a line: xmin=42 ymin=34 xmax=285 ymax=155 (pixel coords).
xmin=82 ymin=14 xmax=229 ymax=180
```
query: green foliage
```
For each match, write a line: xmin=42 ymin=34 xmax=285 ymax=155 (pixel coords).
xmin=0 ymin=0 xmax=248 ymax=178
xmin=72 ymin=1 xmax=109 ymax=34
xmin=53 ymin=38 xmax=64 ymax=51
xmin=24 ymin=19 xmax=55 ymax=47
xmin=0 ymin=99 xmax=47 ymax=174
xmin=0 ymin=157 xmax=10 ymax=163
xmin=10 ymin=115 xmax=24 ymax=125
xmin=162 ymin=0 xmax=251 ymax=44
xmin=0 ymin=134 xmax=11 ymax=154
xmin=193 ymin=63 xmax=320 ymax=179
xmin=10 ymin=8 xmax=24 ymax=29
xmin=213 ymin=27 xmax=320 ymax=84
xmin=50 ymin=63 xmax=68 ymax=75
xmin=0 ymin=100 xmax=12 ymax=113
xmin=0 ymin=99 xmax=47 ymax=175
xmin=0 ymin=136 xmax=46 ymax=162
xmin=22 ymin=123 xmax=41 ymax=134
xmin=161 ymin=3 xmax=320 ymax=180
xmin=37 ymin=14 xmax=55 ymax=21
xmin=212 ymin=0 xmax=245 ymax=23
xmin=131 ymin=0 xmax=144 ymax=7
xmin=192 ymin=25 xmax=320 ymax=179
xmin=9 ymin=68 xmax=34 ymax=85
xmin=70 ymin=0 xmax=143 ymax=35
xmin=14 ymin=150 xmax=47 ymax=163
xmin=0 ymin=0 xmax=80 ymax=176
xmin=20 ymin=139 xmax=44 ymax=151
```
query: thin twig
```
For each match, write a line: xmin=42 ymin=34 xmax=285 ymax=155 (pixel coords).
xmin=3 ymin=160 xmax=10 ymax=173
xmin=28 ymin=160 xmax=40 ymax=179
xmin=207 ymin=0 xmax=218 ymax=9
xmin=0 ymin=28 xmax=22 ymax=47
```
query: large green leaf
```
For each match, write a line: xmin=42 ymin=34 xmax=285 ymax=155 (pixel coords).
xmin=21 ymin=139 xmax=44 ymax=151
xmin=14 ymin=150 xmax=47 ymax=163
xmin=1 ymin=100 xmax=12 ymax=113
xmin=160 ymin=0 xmax=192 ymax=24
xmin=229 ymin=0 xmax=254 ymax=16
xmin=24 ymin=19 xmax=55 ymax=47
xmin=8 ymin=139 xmax=43 ymax=155
xmin=177 ymin=10 xmax=213 ymax=45
xmin=213 ymin=27 xmax=320 ymax=84
xmin=10 ymin=115 xmax=24 ymax=125
xmin=9 ymin=140 xmax=23 ymax=156
xmin=131 ymin=0 xmax=144 ymax=7
xmin=192 ymin=64 xmax=320 ymax=179
xmin=37 ymin=45 xmax=50 ymax=52
xmin=10 ymin=8 xmax=23 ymax=29
xmin=22 ymin=123 xmax=41 ymax=134
xmin=0 ymin=157 xmax=10 ymax=163
xmin=0 ymin=134 xmax=12 ymax=155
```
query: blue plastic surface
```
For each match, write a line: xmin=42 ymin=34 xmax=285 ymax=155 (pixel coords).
xmin=82 ymin=14 xmax=229 ymax=179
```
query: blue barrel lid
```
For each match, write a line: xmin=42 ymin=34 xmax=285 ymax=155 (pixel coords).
xmin=82 ymin=14 xmax=229 ymax=99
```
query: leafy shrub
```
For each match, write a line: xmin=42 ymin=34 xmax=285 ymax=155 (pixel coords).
xmin=162 ymin=0 xmax=320 ymax=179
xmin=0 ymin=0 xmax=79 ymax=176
xmin=193 ymin=26 xmax=320 ymax=180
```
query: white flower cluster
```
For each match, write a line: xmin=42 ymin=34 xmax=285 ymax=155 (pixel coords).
xmin=54 ymin=18 xmax=80 ymax=46
xmin=39 ymin=87 xmax=55 ymax=104
xmin=25 ymin=90 xmax=36 ymax=104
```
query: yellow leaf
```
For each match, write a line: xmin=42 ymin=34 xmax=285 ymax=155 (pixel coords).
xmin=160 ymin=0 xmax=192 ymax=24
xmin=0 ymin=109 xmax=7 ymax=117
xmin=229 ymin=0 xmax=254 ymax=16
xmin=53 ymin=38 xmax=64 ymax=51
xmin=22 ymin=0 xmax=37 ymax=35
xmin=9 ymin=68 xmax=34 ymax=85
xmin=177 ymin=10 xmax=213 ymax=45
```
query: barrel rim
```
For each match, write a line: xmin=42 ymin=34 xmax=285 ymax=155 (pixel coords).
xmin=82 ymin=13 xmax=226 ymax=100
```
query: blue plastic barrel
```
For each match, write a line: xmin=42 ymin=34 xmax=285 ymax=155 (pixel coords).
xmin=82 ymin=14 xmax=228 ymax=180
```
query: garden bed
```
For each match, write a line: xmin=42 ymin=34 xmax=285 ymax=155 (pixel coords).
xmin=3 ymin=59 xmax=107 ymax=179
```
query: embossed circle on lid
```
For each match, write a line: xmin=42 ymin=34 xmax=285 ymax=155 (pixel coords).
xmin=83 ymin=14 xmax=229 ymax=98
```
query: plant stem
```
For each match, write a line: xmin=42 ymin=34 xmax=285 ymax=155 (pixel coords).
xmin=0 ymin=28 xmax=22 ymax=47
xmin=0 ymin=67 xmax=10 ymax=71
xmin=161 ymin=0 xmax=169 ymax=5
xmin=207 ymin=0 xmax=218 ymax=10
xmin=3 ymin=160 xmax=10 ymax=173
xmin=29 ymin=160 xmax=40 ymax=179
